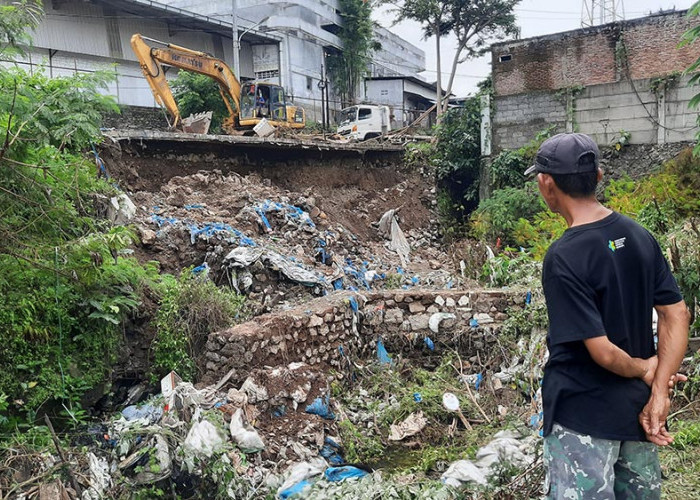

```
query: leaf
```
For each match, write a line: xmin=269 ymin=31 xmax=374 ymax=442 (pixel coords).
xmin=27 ymin=381 xmax=38 ymax=389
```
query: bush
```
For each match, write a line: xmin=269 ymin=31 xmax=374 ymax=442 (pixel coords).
xmin=470 ymin=185 xmax=545 ymax=245
xmin=171 ymin=72 xmax=232 ymax=133
xmin=151 ymin=272 xmax=246 ymax=382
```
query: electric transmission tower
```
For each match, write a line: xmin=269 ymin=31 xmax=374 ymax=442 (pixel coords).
xmin=581 ymin=0 xmax=625 ymax=27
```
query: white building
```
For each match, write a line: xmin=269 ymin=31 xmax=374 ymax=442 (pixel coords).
xmin=4 ymin=0 xmax=428 ymax=124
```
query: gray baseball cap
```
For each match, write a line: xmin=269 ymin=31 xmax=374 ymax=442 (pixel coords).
xmin=524 ymin=133 xmax=600 ymax=176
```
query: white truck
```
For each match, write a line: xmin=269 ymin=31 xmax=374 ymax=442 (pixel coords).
xmin=337 ymin=105 xmax=391 ymax=141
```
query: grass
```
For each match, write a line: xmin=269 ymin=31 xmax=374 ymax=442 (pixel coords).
xmin=661 ymin=418 xmax=700 ymax=499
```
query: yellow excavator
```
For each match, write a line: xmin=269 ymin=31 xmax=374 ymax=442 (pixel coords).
xmin=131 ymin=34 xmax=305 ymax=134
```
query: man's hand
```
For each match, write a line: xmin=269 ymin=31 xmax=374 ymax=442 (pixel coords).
xmin=639 ymin=373 xmax=688 ymax=446
xmin=641 ymin=355 xmax=658 ymax=387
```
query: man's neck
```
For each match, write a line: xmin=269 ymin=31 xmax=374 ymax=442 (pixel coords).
xmin=560 ymin=198 xmax=612 ymax=228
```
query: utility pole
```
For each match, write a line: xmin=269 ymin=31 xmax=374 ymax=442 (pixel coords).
xmin=581 ymin=0 xmax=625 ymax=27
xmin=232 ymin=0 xmax=240 ymax=76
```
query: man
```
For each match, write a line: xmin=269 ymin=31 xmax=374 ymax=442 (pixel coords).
xmin=527 ymin=133 xmax=690 ymax=499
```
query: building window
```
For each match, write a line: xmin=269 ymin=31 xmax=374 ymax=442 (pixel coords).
xmin=499 ymin=54 xmax=512 ymax=62
xmin=307 ymin=76 xmax=313 ymax=91
xmin=255 ymin=70 xmax=280 ymax=80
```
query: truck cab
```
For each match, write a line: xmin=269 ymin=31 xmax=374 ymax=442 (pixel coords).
xmin=337 ymin=105 xmax=391 ymax=141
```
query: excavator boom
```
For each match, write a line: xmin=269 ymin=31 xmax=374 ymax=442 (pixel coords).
xmin=131 ymin=34 xmax=240 ymax=132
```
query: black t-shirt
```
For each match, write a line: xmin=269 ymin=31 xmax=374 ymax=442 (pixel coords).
xmin=542 ymin=211 xmax=682 ymax=441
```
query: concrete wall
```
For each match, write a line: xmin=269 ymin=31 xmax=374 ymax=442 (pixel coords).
xmin=491 ymin=74 xmax=698 ymax=151
xmin=201 ymin=289 xmax=521 ymax=386
xmin=492 ymin=10 xmax=698 ymax=97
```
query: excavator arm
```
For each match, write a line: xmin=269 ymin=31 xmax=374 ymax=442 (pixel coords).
xmin=131 ymin=34 xmax=241 ymax=132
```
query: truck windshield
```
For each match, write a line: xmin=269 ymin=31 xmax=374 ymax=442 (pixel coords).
xmin=339 ymin=107 xmax=357 ymax=127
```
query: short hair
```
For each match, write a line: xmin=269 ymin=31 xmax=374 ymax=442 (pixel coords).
xmin=549 ymin=171 xmax=598 ymax=198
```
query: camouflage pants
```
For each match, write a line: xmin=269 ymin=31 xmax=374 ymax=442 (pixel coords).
xmin=543 ymin=423 xmax=661 ymax=500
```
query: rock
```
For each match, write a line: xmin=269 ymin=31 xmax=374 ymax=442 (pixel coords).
xmin=458 ymin=296 xmax=470 ymax=307
xmin=474 ymin=313 xmax=494 ymax=324
xmin=308 ymin=315 xmax=324 ymax=327
xmin=435 ymin=296 xmax=446 ymax=307
xmin=408 ymin=314 xmax=430 ymax=331
xmin=408 ymin=302 xmax=426 ymax=313
xmin=140 ymin=228 xmax=157 ymax=246
xmin=446 ymin=298 xmax=456 ymax=308
xmin=384 ymin=308 xmax=404 ymax=324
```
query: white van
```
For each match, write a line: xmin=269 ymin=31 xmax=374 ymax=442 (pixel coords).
xmin=337 ymin=105 xmax=391 ymax=140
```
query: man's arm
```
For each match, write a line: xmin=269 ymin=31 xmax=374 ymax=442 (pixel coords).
xmin=583 ymin=336 xmax=657 ymax=385
xmin=639 ymin=300 xmax=690 ymax=444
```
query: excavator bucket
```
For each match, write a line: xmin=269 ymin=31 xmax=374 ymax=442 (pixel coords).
xmin=181 ymin=112 xmax=212 ymax=134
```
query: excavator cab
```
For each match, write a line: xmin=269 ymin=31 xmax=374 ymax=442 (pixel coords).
xmin=239 ymin=83 xmax=288 ymax=126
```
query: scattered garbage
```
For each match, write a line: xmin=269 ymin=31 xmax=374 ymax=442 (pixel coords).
xmin=278 ymin=458 xmax=328 ymax=498
xmin=388 ymin=411 xmax=428 ymax=441
xmin=324 ymin=466 xmax=369 ymax=482
xmin=121 ymin=404 xmax=163 ymax=424
xmin=184 ymin=418 xmax=226 ymax=458
xmin=429 ymin=312 xmax=456 ymax=333
xmin=424 ymin=336 xmax=435 ymax=351
xmin=378 ymin=209 xmax=411 ymax=266
xmin=108 ymin=193 xmax=136 ymax=225
xmin=442 ymin=393 xmax=472 ymax=430
xmin=305 ymin=395 xmax=335 ymax=420
xmin=376 ymin=338 xmax=393 ymax=365
xmin=230 ymin=408 xmax=265 ymax=453
xmin=320 ymin=437 xmax=344 ymax=466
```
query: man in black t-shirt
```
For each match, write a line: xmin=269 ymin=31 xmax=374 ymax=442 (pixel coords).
xmin=525 ymin=133 xmax=690 ymax=499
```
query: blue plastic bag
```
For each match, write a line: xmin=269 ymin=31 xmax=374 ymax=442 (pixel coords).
xmin=377 ymin=339 xmax=393 ymax=365
xmin=278 ymin=479 xmax=314 ymax=499
xmin=424 ymin=337 xmax=435 ymax=351
xmin=320 ymin=437 xmax=344 ymax=466
xmin=305 ymin=395 xmax=335 ymax=420
xmin=324 ymin=466 xmax=368 ymax=482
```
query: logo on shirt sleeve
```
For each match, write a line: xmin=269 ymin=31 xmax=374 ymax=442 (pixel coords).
xmin=608 ymin=237 xmax=626 ymax=252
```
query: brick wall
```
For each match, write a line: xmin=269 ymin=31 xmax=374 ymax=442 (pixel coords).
xmin=492 ymin=91 xmax=567 ymax=151
xmin=493 ymin=10 xmax=698 ymax=97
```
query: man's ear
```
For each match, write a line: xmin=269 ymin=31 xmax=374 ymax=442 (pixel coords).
xmin=597 ymin=168 xmax=603 ymax=183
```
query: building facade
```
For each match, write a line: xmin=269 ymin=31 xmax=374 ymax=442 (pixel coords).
xmin=488 ymin=10 xmax=699 ymax=151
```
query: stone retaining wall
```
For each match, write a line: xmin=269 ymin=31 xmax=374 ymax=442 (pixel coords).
xmin=201 ymin=289 xmax=523 ymax=385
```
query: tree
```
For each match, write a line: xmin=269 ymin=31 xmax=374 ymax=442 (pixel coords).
xmin=327 ymin=0 xmax=380 ymax=106
xmin=171 ymin=72 xmax=231 ymax=133
xmin=386 ymin=0 xmax=520 ymax=117
xmin=681 ymin=1 xmax=700 ymax=154
xmin=383 ymin=0 xmax=452 ymax=122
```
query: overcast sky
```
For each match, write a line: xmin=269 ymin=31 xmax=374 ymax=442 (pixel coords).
xmin=373 ymin=0 xmax=696 ymax=97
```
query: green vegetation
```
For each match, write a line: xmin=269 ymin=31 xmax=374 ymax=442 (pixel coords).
xmin=152 ymin=271 xmax=246 ymax=382
xmin=326 ymin=0 xmax=379 ymax=107
xmin=171 ymin=71 xmax=231 ymax=133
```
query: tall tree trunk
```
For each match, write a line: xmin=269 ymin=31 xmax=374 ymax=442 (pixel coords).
xmin=442 ymin=44 xmax=465 ymax=115
xmin=435 ymin=20 xmax=443 ymax=125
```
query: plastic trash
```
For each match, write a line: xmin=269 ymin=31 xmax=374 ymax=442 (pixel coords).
xmin=469 ymin=318 xmax=479 ymax=328
xmin=224 ymin=247 xmax=326 ymax=287
xmin=305 ymin=394 xmax=335 ymax=420
xmin=429 ymin=313 xmax=456 ymax=334
xmin=324 ymin=466 xmax=369 ymax=482
xmin=441 ymin=460 xmax=487 ymax=487
xmin=81 ymin=452 xmax=111 ymax=500
xmin=108 ymin=193 xmax=136 ymax=225
xmin=230 ymin=408 xmax=265 ymax=453
xmin=279 ymin=479 xmax=314 ymax=499
xmin=525 ymin=289 xmax=532 ymax=305
xmin=377 ymin=339 xmax=393 ymax=365
xmin=389 ymin=411 xmax=427 ymax=441
xmin=240 ymin=377 xmax=269 ymax=403
xmin=183 ymin=419 xmax=226 ymax=458
xmin=121 ymin=404 xmax=163 ymax=424
xmin=133 ymin=434 xmax=172 ymax=485
xmin=423 ymin=337 xmax=435 ymax=351
xmin=278 ymin=458 xmax=327 ymax=498
xmin=475 ymin=373 xmax=483 ymax=391
xmin=320 ymin=437 xmax=344 ymax=466
xmin=413 ymin=392 xmax=423 ymax=403
xmin=378 ymin=209 xmax=410 ymax=266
